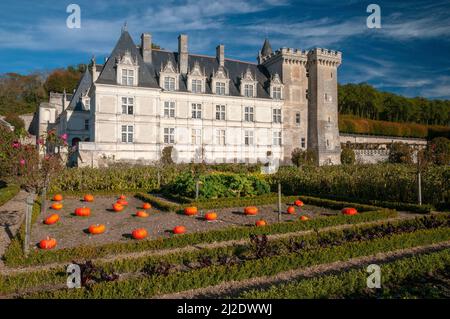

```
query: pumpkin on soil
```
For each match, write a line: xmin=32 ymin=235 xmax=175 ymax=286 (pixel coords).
xmin=173 ymin=226 xmax=186 ymax=234
xmin=287 ymin=206 xmax=296 ymax=214
xmin=142 ymin=202 xmax=151 ymax=210
xmin=116 ymin=199 xmax=128 ymax=206
xmin=119 ymin=194 xmax=126 ymax=200
xmin=300 ymin=215 xmax=309 ymax=221
xmin=112 ymin=203 xmax=124 ymax=212
xmin=53 ymin=194 xmax=63 ymax=201
xmin=255 ymin=220 xmax=267 ymax=227
xmin=136 ymin=211 xmax=149 ymax=218
xmin=75 ymin=207 xmax=91 ymax=217
xmin=51 ymin=202 xmax=63 ymax=210
xmin=132 ymin=228 xmax=148 ymax=240
xmin=84 ymin=194 xmax=94 ymax=202
xmin=244 ymin=206 xmax=258 ymax=216
xmin=205 ymin=212 xmax=217 ymax=221
xmin=184 ymin=207 xmax=198 ymax=216
xmin=44 ymin=214 xmax=60 ymax=225
xmin=294 ymin=199 xmax=304 ymax=207
xmin=88 ymin=224 xmax=106 ymax=235
xmin=341 ymin=207 xmax=358 ymax=216
xmin=39 ymin=237 xmax=57 ymax=249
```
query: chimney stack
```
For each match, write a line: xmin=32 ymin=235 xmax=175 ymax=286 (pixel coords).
xmin=178 ymin=34 xmax=188 ymax=74
xmin=216 ymin=44 xmax=225 ymax=67
xmin=141 ymin=33 xmax=152 ymax=63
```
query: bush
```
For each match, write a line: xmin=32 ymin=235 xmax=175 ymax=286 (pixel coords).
xmin=341 ymin=148 xmax=355 ymax=164
xmin=4 ymin=114 xmax=25 ymax=133
xmin=164 ymin=171 xmax=270 ymax=199
xmin=389 ymin=142 xmax=413 ymax=164
xmin=427 ymin=137 xmax=450 ymax=165
xmin=291 ymin=148 xmax=317 ymax=167
xmin=160 ymin=146 xmax=174 ymax=165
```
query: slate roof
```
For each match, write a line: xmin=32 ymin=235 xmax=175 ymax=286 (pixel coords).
xmin=261 ymin=38 xmax=273 ymax=57
xmin=95 ymin=31 xmax=272 ymax=99
xmin=67 ymin=69 xmax=93 ymax=112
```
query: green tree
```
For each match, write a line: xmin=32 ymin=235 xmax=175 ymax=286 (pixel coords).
xmin=341 ymin=147 xmax=356 ymax=165
xmin=4 ymin=113 xmax=25 ymax=134
xmin=426 ymin=137 xmax=450 ymax=165
xmin=291 ymin=148 xmax=317 ymax=167
xmin=388 ymin=142 xmax=413 ymax=164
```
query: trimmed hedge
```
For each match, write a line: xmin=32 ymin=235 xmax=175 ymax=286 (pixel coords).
xmin=238 ymin=248 xmax=450 ymax=298
xmin=23 ymin=226 xmax=450 ymax=298
xmin=0 ymin=184 xmax=19 ymax=207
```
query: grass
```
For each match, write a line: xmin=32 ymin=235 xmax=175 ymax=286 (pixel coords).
xmin=0 ymin=184 xmax=20 ymax=207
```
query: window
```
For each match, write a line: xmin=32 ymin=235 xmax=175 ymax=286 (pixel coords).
xmin=216 ymin=82 xmax=225 ymax=95
xmin=244 ymin=84 xmax=254 ymax=97
xmin=301 ymin=137 xmax=306 ymax=148
xmin=215 ymin=105 xmax=226 ymax=120
xmin=244 ymin=106 xmax=254 ymax=122
xmin=121 ymin=125 xmax=133 ymax=143
xmin=164 ymin=77 xmax=175 ymax=91
xmin=272 ymin=108 xmax=281 ymax=123
xmin=164 ymin=101 xmax=175 ymax=118
xmin=216 ymin=129 xmax=226 ymax=145
xmin=244 ymin=130 xmax=254 ymax=145
xmin=272 ymin=87 xmax=282 ymax=100
xmin=273 ymin=131 xmax=282 ymax=146
xmin=306 ymin=89 xmax=309 ymax=100
xmin=328 ymin=116 xmax=331 ymax=123
xmin=326 ymin=139 xmax=330 ymax=148
xmin=325 ymin=93 xmax=332 ymax=102
xmin=192 ymin=79 xmax=202 ymax=93
xmin=84 ymin=119 xmax=89 ymax=130
xmin=121 ymin=69 xmax=134 ymax=86
xmin=121 ymin=97 xmax=134 ymax=115
xmin=192 ymin=103 xmax=202 ymax=119
xmin=164 ymin=127 xmax=175 ymax=144
xmin=191 ymin=129 xmax=202 ymax=145
xmin=296 ymin=112 xmax=301 ymax=125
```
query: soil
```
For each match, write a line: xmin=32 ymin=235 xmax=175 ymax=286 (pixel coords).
xmin=30 ymin=195 xmax=339 ymax=251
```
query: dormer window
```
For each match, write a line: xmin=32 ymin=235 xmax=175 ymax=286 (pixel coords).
xmin=164 ymin=77 xmax=175 ymax=91
xmin=216 ymin=82 xmax=226 ymax=95
xmin=116 ymin=50 xmax=139 ymax=86
xmin=269 ymin=73 xmax=284 ymax=100
xmin=240 ymin=67 xmax=257 ymax=98
xmin=192 ymin=79 xmax=202 ymax=93
xmin=212 ymin=66 xmax=230 ymax=95
xmin=187 ymin=61 xmax=206 ymax=94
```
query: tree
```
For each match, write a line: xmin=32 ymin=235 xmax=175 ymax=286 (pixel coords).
xmin=44 ymin=65 xmax=85 ymax=94
xmin=161 ymin=146 xmax=174 ymax=165
xmin=4 ymin=113 xmax=25 ymax=134
xmin=341 ymin=147 xmax=356 ymax=165
xmin=426 ymin=137 xmax=450 ymax=165
xmin=388 ymin=142 xmax=413 ymax=164
xmin=291 ymin=148 xmax=317 ymax=167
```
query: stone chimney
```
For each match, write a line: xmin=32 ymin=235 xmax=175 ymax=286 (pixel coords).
xmin=141 ymin=33 xmax=152 ymax=63
xmin=178 ymin=34 xmax=188 ymax=74
xmin=216 ymin=44 xmax=225 ymax=67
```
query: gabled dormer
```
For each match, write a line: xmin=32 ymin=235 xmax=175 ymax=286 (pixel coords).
xmin=116 ymin=50 xmax=139 ymax=86
xmin=270 ymin=73 xmax=284 ymax=100
xmin=240 ymin=67 xmax=257 ymax=98
xmin=211 ymin=65 xmax=230 ymax=95
xmin=187 ymin=61 xmax=206 ymax=94
xmin=159 ymin=60 xmax=179 ymax=91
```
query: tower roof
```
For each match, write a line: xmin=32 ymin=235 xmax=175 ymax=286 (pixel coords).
xmin=261 ymin=38 xmax=273 ymax=57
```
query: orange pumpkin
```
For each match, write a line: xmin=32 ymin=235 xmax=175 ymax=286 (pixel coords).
xmin=119 ymin=194 xmax=126 ymax=200
xmin=287 ymin=206 xmax=296 ymax=214
xmin=205 ymin=212 xmax=217 ymax=221
xmin=341 ymin=207 xmax=358 ymax=216
xmin=53 ymin=194 xmax=63 ymax=201
xmin=294 ymin=199 xmax=304 ymax=207
xmin=184 ymin=207 xmax=198 ymax=216
xmin=136 ymin=211 xmax=149 ymax=218
xmin=75 ymin=207 xmax=91 ymax=217
xmin=88 ymin=224 xmax=105 ymax=235
xmin=132 ymin=228 xmax=148 ymax=240
xmin=173 ymin=225 xmax=186 ymax=234
xmin=300 ymin=215 xmax=309 ymax=221
xmin=84 ymin=194 xmax=94 ymax=202
xmin=44 ymin=214 xmax=60 ymax=225
xmin=255 ymin=219 xmax=267 ymax=227
xmin=244 ymin=206 xmax=258 ymax=215
xmin=51 ymin=202 xmax=63 ymax=210
xmin=142 ymin=202 xmax=152 ymax=210
xmin=116 ymin=199 xmax=128 ymax=206
xmin=39 ymin=237 xmax=57 ymax=249
xmin=112 ymin=203 xmax=124 ymax=212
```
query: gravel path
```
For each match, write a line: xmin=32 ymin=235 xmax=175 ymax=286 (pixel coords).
xmin=156 ymin=240 xmax=450 ymax=299
xmin=0 ymin=191 xmax=30 ymax=269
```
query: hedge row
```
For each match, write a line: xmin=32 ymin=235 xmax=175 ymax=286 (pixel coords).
xmin=0 ymin=184 xmax=19 ymax=207
xmin=238 ymin=248 xmax=450 ymax=298
xmin=24 ymin=226 xmax=450 ymax=298
xmin=339 ymin=115 xmax=450 ymax=139
xmin=3 ymin=207 xmax=396 ymax=267
xmin=268 ymin=164 xmax=450 ymax=210
xmin=1 ymin=214 xmax=443 ymax=295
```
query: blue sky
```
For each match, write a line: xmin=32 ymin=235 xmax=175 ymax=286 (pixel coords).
xmin=0 ymin=0 xmax=449 ymax=99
